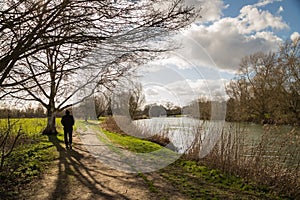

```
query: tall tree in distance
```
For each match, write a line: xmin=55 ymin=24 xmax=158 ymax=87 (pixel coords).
xmin=278 ymin=38 xmax=300 ymax=123
xmin=226 ymin=37 xmax=300 ymax=124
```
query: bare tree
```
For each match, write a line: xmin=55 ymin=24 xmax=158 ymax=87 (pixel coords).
xmin=226 ymin=37 xmax=300 ymax=124
xmin=110 ymin=80 xmax=145 ymax=119
xmin=95 ymin=92 xmax=112 ymax=118
xmin=278 ymin=38 xmax=300 ymax=123
xmin=227 ymin=52 xmax=285 ymax=123
xmin=0 ymin=0 xmax=197 ymax=86
xmin=239 ymin=52 xmax=279 ymax=123
xmin=2 ymin=38 xmax=135 ymax=134
xmin=226 ymin=78 xmax=251 ymax=122
xmin=0 ymin=0 xmax=198 ymax=134
xmin=128 ymin=82 xmax=145 ymax=119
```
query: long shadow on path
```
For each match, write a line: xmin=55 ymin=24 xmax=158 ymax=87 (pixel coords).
xmin=46 ymin=133 xmax=134 ymax=200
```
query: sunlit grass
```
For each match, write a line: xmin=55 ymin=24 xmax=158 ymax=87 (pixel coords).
xmin=0 ymin=118 xmax=60 ymax=198
xmin=101 ymin=129 xmax=163 ymax=153
xmin=160 ymin=159 xmax=280 ymax=199
xmin=0 ymin=118 xmax=47 ymax=137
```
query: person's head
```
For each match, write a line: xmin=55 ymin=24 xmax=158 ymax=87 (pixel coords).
xmin=65 ymin=110 xmax=70 ymax=115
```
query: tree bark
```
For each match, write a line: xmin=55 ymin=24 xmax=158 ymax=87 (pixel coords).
xmin=43 ymin=109 xmax=58 ymax=135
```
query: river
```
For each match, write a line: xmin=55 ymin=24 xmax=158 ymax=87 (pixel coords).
xmin=134 ymin=117 xmax=300 ymax=165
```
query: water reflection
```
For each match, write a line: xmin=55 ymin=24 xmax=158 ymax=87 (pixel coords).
xmin=134 ymin=117 xmax=300 ymax=165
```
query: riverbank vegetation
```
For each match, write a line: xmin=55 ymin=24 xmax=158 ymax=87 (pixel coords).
xmin=101 ymin=117 xmax=300 ymax=199
xmin=187 ymin=123 xmax=300 ymax=198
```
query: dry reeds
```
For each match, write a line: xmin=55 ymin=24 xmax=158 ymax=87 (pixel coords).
xmin=187 ymin=122 xmax=300 ymax=198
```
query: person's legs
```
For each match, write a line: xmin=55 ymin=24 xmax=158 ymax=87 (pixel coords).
xmin=64 ymin=129 xmax=69 ymax=148
xmin=69 ymin=130 xmax=73 ymax=149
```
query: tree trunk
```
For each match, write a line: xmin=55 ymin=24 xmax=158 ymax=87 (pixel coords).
xmin=43 ymin=109 xmax=58 ymax=135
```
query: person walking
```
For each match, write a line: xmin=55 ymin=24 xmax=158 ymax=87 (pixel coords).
xmin=61 ymin=110 xmax=75 ymax=149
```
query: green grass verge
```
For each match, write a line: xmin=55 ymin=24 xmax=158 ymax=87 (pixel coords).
xmin=0 ymin=118 xmax=61 ymax=199
xmin=101 ymin=128 xmax=163 ymax=153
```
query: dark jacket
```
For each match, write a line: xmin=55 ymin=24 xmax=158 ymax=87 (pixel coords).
xmin=61 ymin=114 xmax=75 ymax=130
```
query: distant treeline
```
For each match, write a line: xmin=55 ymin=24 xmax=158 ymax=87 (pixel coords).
xmin=225 ymin=40 xmax=300 ymax=125
xmin=0 ymin=107 xmax=45 ymax=118
xmin=0 ymin=105 xmax=62 ymax=119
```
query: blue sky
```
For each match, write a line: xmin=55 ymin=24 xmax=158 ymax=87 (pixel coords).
xmin=138 ymin=0 xmax=300 ymax=106
xmin=223 ymin=0 xmax=300 ymax=39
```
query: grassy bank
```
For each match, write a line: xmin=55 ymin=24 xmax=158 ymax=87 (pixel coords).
xmin=99 ymin=118 xmax=284 ymax=199
xmin=0 ymin=118 xmax=61 ymax=199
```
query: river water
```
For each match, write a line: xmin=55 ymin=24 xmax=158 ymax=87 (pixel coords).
xmin=134 ymin=117 xmax=300 ymax=165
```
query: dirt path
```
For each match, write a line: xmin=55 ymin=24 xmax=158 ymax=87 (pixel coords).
xmin=21 ymin=127 xmax=186 ymax=200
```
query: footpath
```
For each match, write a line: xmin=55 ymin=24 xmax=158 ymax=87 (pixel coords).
xmin=21 ymin=124 xmax=185 ymax=200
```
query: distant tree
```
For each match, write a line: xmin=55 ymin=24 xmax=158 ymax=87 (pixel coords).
xmin=165 ymin=102 xmax=182 ymax=116
xmin=182 ymin=97 xmax=210 ymax=120
xmin=278 ymin=38 xmax=300 ymax=124
xmin=226 ymin=77 xmax=252 ymax=122
xmin=95 ymin=92 xmax=111 ymax=118
xmin=25 ymin=104 xmax=35 ymax=118
xmin=34 ymin=104 xmax=46 ymax=118
xmin=226 ymin=37 xmax=300 ymax=124
xmin=111 ymin=81 xmax=145 ymax=119
xmin=128 ymin=83 xmax=145 ymax=119
xmin=227 ymin=52 xmax=281 ymax=123
xmin=241 ymin=52 xmax=282 ymax=123
xmin=149 ymin=104 xmax=167 ymax=117
xmin=142 ymin=104 xmax=151 ymax=117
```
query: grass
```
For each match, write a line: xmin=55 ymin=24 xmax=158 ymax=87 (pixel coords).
xmin=102 ymin=130 xmax=281 ymax=199
xmin=0 ymin=118 xmax=61 ymax=199
xmin=0 ymin=118 xmax=47 ymax=137
xmin=76 ymin=118 xmax=163 ymax=154
xmin=159 ymin=159 xmax=280 ymax=200
xmin=100 ymin=129 xmax=163 ymax=153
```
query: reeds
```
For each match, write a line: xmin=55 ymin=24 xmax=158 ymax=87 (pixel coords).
xmin=187 ymin=122 xmax=300 ymax=198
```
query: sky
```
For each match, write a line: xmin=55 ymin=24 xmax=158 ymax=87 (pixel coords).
xmin=136 ymin=0 xmax=300 ymax=107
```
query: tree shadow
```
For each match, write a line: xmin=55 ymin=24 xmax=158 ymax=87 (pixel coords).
xmin=46 ymin=134 xmax=133 ymax=200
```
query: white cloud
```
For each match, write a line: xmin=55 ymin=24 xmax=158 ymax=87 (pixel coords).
xmin=254 ymin=0 xmax=283 ymax=7
xmin=238 ymin=5 xmax=288 ymax=34
xmin=170 ymin=0 xmax=288 ymax=71
xmin=277 ymin=6 xmax=284 ymax=14
xmin=140 ymin=0 xmax=293 ymax=105
xmin=184 ymin=0 xmax=227 ymax=22
xmin=175 ymin=21 xmax=282 ymax=71
xmin=144 ymin=78 xmax=227 ymax=105
xmin=145 ymin=88 xmax=159 ymax=96
xmin=291 ymin=32 xmax=300 ymax=41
